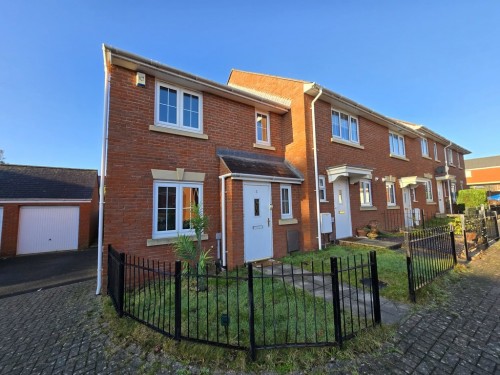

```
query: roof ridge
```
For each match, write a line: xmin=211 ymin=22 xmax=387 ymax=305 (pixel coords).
xmin=0 ymin=164 xmax=97 ymax=172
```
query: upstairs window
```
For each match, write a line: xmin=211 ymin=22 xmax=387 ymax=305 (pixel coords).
xmin=421 ymin=138 xmax=429 ymax=157
xmin=434 ymin=143 xmax=439 ymax=161
xmin=386 ymin=182 xmax=397 ymax=206
xmin=359 ymin=180 xmax=372 ymax=207
xmin=447 ymin=148 xmax=454 ymax=166
xmin=319 ymin=176 xmax=327 ymax=202
xmin=332 ymin=110 xmax=359 ymax=144
xmin=457 ymin=152 xmax=461 ymax=168
xmin=156 ymin=82 xmax=202 ymax=132
xmin=256 ymin=112 xmax=270 ymax=145
xmin=389 ymin=132 xmax=406 ymax=157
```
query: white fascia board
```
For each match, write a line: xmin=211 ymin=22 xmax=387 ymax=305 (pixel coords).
xmin=229 ymin=173 xmax=303 ymax=184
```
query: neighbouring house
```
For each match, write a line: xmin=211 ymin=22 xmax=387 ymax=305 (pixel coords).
xmin=100 ymin=45 xmax=469 ymax=286
xmin=0 ymin=165 xmax=99 ymax=256
xmin=464 ymin=155 xmax=500 ymax=192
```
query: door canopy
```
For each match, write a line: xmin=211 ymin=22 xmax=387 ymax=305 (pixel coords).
xmin=399 ymin=176 xmax=429 ymax=189
xmin=326 ymin=165 xmax=373 ymax=184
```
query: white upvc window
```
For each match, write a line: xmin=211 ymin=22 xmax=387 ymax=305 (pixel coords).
xmin=256 ymin=111 xmax=271 ymax=145
xmin=389 ymin=132 xmax=406 ymax=157
xmin=457 ymin=152 xmax=461 ymax=168
xmin=411 ymin=187 xmax=418 ymax=202
xmin=386 ymin=182 xmax=397 ymax=206
xmin=447 ymin=148 xmax=454 ymax=166
xmin=153 ymin=181 xmax=203 ymax=238
xmin=359 ymin=180 xmax=372 ymax=207
xmin=280 ymin=185 xmax=292 ymax=219
xmin=451 ymin=182 xmax=457 ymax=203
xmin=156 ymin=82 xmax=203 ymax=132
xmin=421 ymin=138 xmax=429 ymax=157
xmin=424 ymin=180 xmax=434 ymax=202
xmin=331 ymin=110 xmax=359 ymax=144
xmin=319 ymin=176 xmax=327 ymax=202
xmin=434 ymin=143 xmax=439 ymax=161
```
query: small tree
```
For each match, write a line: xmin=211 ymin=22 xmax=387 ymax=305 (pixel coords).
xmin=174 ymin=205 xmax=211 ymax=289
xmin=456 ymin=189 xmax=487 ymax=209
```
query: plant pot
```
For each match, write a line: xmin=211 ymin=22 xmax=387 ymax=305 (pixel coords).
xmin=356 ymin=228 xmax=368 ymax=237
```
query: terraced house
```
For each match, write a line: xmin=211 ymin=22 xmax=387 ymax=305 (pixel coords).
xmin=99 ymin=45 xmax=469 ymax=286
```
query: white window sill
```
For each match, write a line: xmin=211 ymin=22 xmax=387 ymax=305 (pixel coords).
xmin=279 ymin=218 xmax=298 ymax=225
xmin=435 ymin=159 xmax=441 ymax=163
xmin=386 ymin=205 xmax=400 ymax=210
xmin=320 ymin=200 xmax=329 ymax=203
xmin=253 ymin=143 xmax=276 ymax=151
xmin=150 ymin=125 xmax=208 ymax=140
xmin=422 ymin=155 xmax=432 ymax=160
xmin=360 ymin=206 xmax=377 ymax=211
xmin=147 ymin=233 xmax=209 ymax=247
xmin=331 ymin=137 xmax=364 ymax=149
xmin=389 ymin=154 xmax=409 ymax=161
xmin=426 ymin=201 xmax=436 ymax=205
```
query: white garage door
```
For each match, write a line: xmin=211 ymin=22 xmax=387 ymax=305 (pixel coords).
xmin=17 ymin=206 xmax=80 ymax=255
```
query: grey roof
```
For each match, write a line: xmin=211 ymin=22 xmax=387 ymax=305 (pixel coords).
xmin=464 ymin=155 xmax=500 ymax=170
xmin=218 ymin=149 xmax=302 ymax=180
xmin=0 ymin=165 xmax=97 ymax=200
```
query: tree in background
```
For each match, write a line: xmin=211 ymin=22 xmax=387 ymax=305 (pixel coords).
xmin=0 ymin=150 xmax=5 ymax=164
xmin=456 ymin=189 xmax=487 ymax=209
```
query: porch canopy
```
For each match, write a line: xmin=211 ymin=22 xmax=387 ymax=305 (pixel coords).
xmin=326 ymin=165 xmax=373 ymax=184
xmin=218 ymin=149 xmax=303 ymax=184
xmin=399 ymin=176 xmax=429 ymax=189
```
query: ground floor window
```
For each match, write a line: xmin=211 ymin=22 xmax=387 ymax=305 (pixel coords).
xmin=424 ymin=180 xmax=433 ymax=202
xmin=359 ymin=180 xmax=372 ymax=207
xmin=386 ymin=182 xmax=397 ymax=206
xmin=280 ymin=185 xmax=292 ymax=219
xmin=153 ymin=181 xmax=202 ymax=238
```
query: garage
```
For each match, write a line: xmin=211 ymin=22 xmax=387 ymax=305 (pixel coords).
xmin=17 ymin=206 xmax=80 ymax=255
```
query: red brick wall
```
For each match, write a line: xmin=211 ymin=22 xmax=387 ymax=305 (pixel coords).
xmin=103 ymin=65 xmax=292 ymax=276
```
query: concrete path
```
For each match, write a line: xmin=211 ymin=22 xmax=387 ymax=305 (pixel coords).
xmin=256 ymin=263 xmax=410 ymax=325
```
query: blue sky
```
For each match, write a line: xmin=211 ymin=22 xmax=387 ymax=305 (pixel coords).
xmin=1 ymin=1 xmax=499 ymax=171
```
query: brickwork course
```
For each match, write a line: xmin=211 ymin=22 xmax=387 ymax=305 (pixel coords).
xmin=1 ymin=242 xmax=499 ymax=374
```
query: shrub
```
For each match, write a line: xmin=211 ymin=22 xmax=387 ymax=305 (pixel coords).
xmin=456 ymin=189 xmax=487 ymax=209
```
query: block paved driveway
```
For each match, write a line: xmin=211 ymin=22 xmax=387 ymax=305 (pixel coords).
xmin=1 ymin=243 xmax=500 ymax=374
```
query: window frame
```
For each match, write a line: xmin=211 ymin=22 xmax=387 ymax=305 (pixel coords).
xmin=255 ymin=111 xmax=271 ymax=146
xmin=457 ymin=151 xmax=461 ymax=168
xmin=389 ymin=132 xmax=406 ymax=157
xmin=386 ymin=182 xmax=397 ymax=206
xmin=359 ymin=179 xmax=373 ymax=207
xmin=155 ymin=81 xmax=203 ymax=133
xmin=434 ymin=142 xmax=439 ymax=161
xmin=152 ymin=181 xmax=203 ymax=239
xmin=319 ymin=175 xmax=327 ymax=202
xmin=331 ymin=109 xmax=360 ymax=144
xmin=280 ymin=185 xmax=293 ymax=219
xmin=421 ymin=138 xmax=429 ymax=157
xmin=424 ymin=180 xmax=434 ymax=202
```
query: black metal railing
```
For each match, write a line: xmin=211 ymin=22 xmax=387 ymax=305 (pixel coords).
xmin=462 ymin=214 xmax=500 ymax=260
xmin=107 ymin=246 xmax=382 ymax=360
xmin=383 ymin=208 xmax=427 ymax=232
xmin=107 ymin=245 xmax=125 ymax=316
xmin=404 ymin=225 xmax=457 ymax=303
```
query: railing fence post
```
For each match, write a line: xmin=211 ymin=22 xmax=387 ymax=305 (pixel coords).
xmin=247 ymin=263 xmax=257 ymax=361
xmin=495 ymin=212 xmax=500 ymax=240
xmin=174 ymin=260 xmax=182 ymax=341
xmin=118 ymin=252 xmax=125 ymax=317
xmin=330 ymin=257 xmax=343 ymax=346
xmin=449 ymin=225 xmax=457 ymax=266
xmin=369 ymin=251 xmax=381 ymax=324
xmin=405 ymin=232 xmax=416 ymax=303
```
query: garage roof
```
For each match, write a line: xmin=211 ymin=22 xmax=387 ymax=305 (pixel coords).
xmin=0 ymin=165 xmax=97 ymax=200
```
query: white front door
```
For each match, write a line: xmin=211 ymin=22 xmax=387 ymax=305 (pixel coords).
xmin=402 ymin=188 xmax=413 ymax=228
xmin=333 ymin=178 xmax=352 ymax=239
xmin=243 ymin=183 xmax=273 ymax=262
xmin=437 ymin=182 xmax=445 ymax=213
xmin=17 ymin=206 xmax=80 ymax=255
xmin=0 ymin=207 xmax=3 ymax=249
